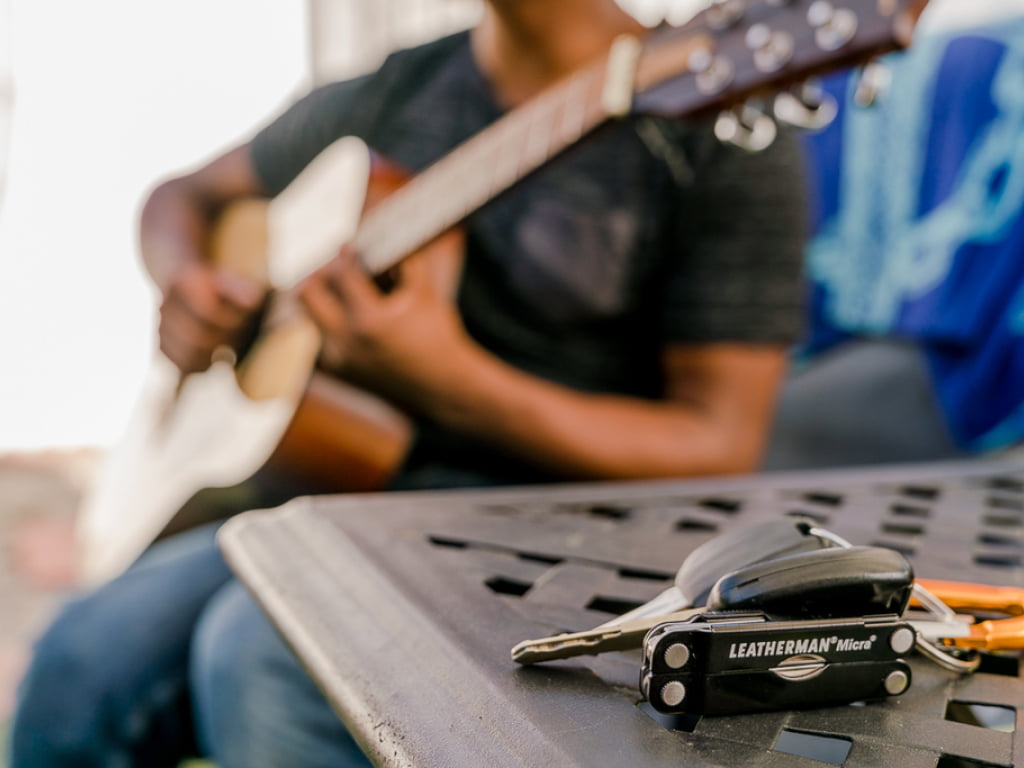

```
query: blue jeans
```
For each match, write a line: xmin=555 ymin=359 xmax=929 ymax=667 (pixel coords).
xmin=9 ymin=523 xmax=371 ymax=768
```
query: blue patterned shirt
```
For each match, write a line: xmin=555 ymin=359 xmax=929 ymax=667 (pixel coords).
xmin=802 ymin=19 xmax=1024 ymax=450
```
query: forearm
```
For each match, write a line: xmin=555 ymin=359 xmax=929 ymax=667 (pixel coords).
xmin=139 ymin=144 xmax=264 ymax=292
xmin=416 ymin=342 xmax=784 ymax=481
xmin=139 ymin=179 xmax=211 ymax=292
xmin=301 ymin=231 xmax=789 ymax=481
xmin=139 ymin=144 xmax=271 ymax=372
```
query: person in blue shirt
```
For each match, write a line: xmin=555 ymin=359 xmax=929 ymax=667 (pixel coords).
xmin=767 ymin=17 xmax=1024 ymax=469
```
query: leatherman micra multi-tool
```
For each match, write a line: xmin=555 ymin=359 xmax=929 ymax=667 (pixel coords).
xmin=640 ymin=546 xmax=918 ymax=715
xmin=640 ymin=611 xmax=915 ymax=715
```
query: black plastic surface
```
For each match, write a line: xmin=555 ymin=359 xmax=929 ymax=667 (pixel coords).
xmin=221 ymin=459 xmax=1024 ymax=768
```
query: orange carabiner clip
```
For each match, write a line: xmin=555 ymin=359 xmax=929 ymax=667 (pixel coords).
xmin=916 ymin=579 xmax=1024 ymax=616
xmin=914 ymin=578 xmax=1024 ymax=652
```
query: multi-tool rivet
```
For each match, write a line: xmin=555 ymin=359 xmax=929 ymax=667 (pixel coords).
xmin=661 ymin=680 xmax=687 ymax=708
xmin=663 ymin=642 xmax=691 ymax=669
xmin=884 ymin=669 xmax=910 ymax=696
xmin=889 ymin=627 xmax=915 ymax=655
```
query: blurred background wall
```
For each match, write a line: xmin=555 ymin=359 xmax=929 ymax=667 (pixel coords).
xmin=0 ymin=0 xmax=11 ymax=222
xmin=0 ymin=0 xmax=1022 ymax=457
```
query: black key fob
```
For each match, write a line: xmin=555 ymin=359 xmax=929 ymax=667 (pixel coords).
xmin=679 ymin=517 xmax=835 ymax=607
xmin=708 ymin=546 xmax=914 ymax=619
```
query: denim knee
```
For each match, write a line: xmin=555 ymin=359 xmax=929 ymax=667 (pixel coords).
xmin=11 ymin=603 xmax=115 ymax=765
xmin=10 ymin=595 xmax=191 ymax=768
xmin=191 ymin=579 xmax=370 ymax=768
xmin=9 ymin=523 xmax=233 ymax=768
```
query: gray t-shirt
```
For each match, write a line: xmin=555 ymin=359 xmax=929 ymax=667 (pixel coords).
xmin=251 ymin=31 xmax=807 ymax=488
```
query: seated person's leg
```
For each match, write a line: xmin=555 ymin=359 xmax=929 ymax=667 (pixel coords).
xmin=765 ymin=340 xmax=966 ymax=470
xmin=191 ymin=579 xmax=370 ymax=768
xmin=9 ymin=522 xmax=232 ymax=767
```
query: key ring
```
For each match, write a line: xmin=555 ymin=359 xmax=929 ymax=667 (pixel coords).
xmin=807 ymin=527 xmax=982 ymax=674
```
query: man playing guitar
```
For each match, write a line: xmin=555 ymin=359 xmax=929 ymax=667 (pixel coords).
xmin=11 ymin=0 xmax=806 ymax=765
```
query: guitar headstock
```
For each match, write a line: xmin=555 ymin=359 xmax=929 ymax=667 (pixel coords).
xmin=632 ymin=0 xmax=930 ymax=148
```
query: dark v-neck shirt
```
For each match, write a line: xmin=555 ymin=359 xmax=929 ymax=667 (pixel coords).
xmin=250 ymin=31 xmax=807 ymax=488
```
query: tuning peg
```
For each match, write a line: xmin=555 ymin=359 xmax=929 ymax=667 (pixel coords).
xmin=854 ymin=60 xmax=893 ymax=107
xmin=688 ymin=47 xmax=736 ymax=96
xmin=705 ymin=0 xmax=746 ymax=30
xmin=806 ymin=1 xmax=859 ymax=51
xmin=745 ymin=23 xmax=795 ymax=73
xmin=715 ymin=102 xmax=778 ymax=152
xmin=773 ymin=81 xmax=838 ymax=130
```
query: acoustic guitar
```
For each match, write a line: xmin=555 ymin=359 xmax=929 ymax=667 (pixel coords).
xmin=77 ymin=0 xmax=931 ymax=586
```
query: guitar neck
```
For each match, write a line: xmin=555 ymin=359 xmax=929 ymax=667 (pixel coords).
xmin=349 ymin=0 xmax=930 ymax=277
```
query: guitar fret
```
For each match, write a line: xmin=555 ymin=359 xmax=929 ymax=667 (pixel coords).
xmin=559 ymin=70 xmax=596 ymax=145
xmin=487 ymin=107 xmax=538 ymax=198
xmin=455 ymin=138 xmax=502 ymax=216
xmin=523 ymin=99 xmax=557 ymax=175
xmin=487 ymin=116 xmax=522 ymax=199
xmin=462 ymin=104 xmax=537 ymax=203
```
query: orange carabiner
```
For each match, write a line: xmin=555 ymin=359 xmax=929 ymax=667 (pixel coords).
xmin=914 ymin=578 xmax=1024 ymax=652
xmin=915 ymin=578 xmax=1024 ymax=616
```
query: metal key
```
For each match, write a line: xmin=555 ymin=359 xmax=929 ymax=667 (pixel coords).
xmin=512 ymin=607 xmax=706 ymax=665
xmin=597 ymin=517 xmax=833 ymax=629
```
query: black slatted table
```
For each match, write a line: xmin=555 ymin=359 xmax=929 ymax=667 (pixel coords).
xmin=220 ymin=459 xmax=1024 ymax=768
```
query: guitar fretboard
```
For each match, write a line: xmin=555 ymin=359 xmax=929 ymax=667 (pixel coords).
xmin=351 ymin=55 xmax=614 ymax=275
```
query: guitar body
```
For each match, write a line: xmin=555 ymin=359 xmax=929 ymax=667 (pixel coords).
xmin=78 ymin=137 xmax=416 ymax=586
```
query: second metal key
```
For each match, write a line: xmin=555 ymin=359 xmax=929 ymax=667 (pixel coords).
xmin=512 ymin=607 xmax=707 ymax=665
